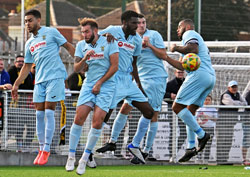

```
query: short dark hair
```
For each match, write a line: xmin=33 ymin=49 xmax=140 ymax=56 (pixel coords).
xmin=138 ymin=14 xmax=145 ymax=18
xmin=121 ymin=10 xmax=139 ymax=23
xmin=25 ymin=9 xmax=41 ymax=19
xmin=78 ymin=18 xmax=98 ymax=29
xmin=207 ymin=94 xmax=212 ymax=100
xmin=182 ymin=19 xmax=194 ymax=27
xmin=16 ymin=55 xmax=24 ymax=59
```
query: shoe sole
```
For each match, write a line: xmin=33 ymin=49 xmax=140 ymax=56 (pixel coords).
xmin=128 ymin=147 xmax=145 ymax=164
xmin=197 ymin=135 xmax=211 ymax=152
xmin=178 ymin=150 xmax=197 ymax=163
xmin=130 ymin=157 xmax=141 ymax=164
xmin=96 ymin=147 xmax=116 ymax=153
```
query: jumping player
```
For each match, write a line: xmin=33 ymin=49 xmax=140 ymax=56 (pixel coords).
xmin=96 ymin=10 xmax=154 ymax=164
xmin=65 ymin=18 xmax=119 ymax=175
xmin=164 ymin=19 xmax=216 ymax=162
xmin=97 ymin=14 xmax=167 ymax=164
xmin=11 ymin=9 xmax=75 ymax=165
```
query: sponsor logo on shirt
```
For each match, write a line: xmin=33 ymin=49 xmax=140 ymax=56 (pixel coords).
xmin=88 ymin=53 xmax=104 ymax=60
xmin=30 ymin=41 xmax=46 ymax=54
xmin=117 ymin=41 xmax=135 ymax=51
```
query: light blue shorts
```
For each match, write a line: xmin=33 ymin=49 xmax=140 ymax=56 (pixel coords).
xmin=33 ymin=78 xmax=65 ymax=103
xmin=77 ymin=81 xmax=116 ymax=113
xmin=175 ymin=70 xmax=216 ymax=107
xmin=140 ymin=77 xmax=167 ymax=111
xmin=110 ymin=72 xmax=147 ymax=109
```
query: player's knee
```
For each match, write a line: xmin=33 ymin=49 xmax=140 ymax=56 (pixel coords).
xmin=172 ymin=104 xmax=179 ymax=114
xmin=142 ymin=107 xmax=154 ymax=119
xmin=92 ymin=120 xmax=102 ymax=129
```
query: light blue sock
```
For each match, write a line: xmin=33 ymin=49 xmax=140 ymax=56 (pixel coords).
xmin=110 ymin=113 xmax=128 ymax=143
xmin=144 ymin=122 xmax=158 ymax=153
xmin=186 ymin=125 xmax=196 ymax=149
xmin=177 ymin=108 xmax=205 ymax=139
xmin=132 ymin=116 xmax=151 ymax=147
xmin=44 ymin=109 xmax=55 ymax=152
xmin=85 ymin=128 xmax=102 ymax=153
xmin=36 ymin=110 xmax=45 ymax=151
xmin=69 ymin=123 xmax=83 ymax=155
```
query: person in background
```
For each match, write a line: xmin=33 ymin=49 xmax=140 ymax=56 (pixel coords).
xmin=217 ymin=80 xmax=247 ymax=164
xmin=8 ymin=55 xmax=33 ymax=90
xmin=196 ymin=95 xmax=217 ymax=163
xmin=67 ymin=70 xmax=85 ymax=91
xmin=0 ymin=58 xmax=12 ymax=148
xmin=242 ymin=90 xmax=250 ymax=165
xmin=8 ymin=56 xmax=34 ymax=151
xmin=164 ymin=69 xmax=186 ymax=161
xmin=0 ymin=58 xmax=12 ymax=93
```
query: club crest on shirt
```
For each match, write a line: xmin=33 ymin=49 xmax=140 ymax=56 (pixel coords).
xmin=42 ymin=35 xmax=46 ymax=40
xmin=101 ymin=46 xmax=105 ymax=51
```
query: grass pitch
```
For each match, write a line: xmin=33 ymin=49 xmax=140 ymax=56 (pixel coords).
xmin=0 ymin=165 xmax=249 ymax=177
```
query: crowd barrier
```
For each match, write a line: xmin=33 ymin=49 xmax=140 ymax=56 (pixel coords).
xmin=0 ymin=90 xmax=250 ymax=165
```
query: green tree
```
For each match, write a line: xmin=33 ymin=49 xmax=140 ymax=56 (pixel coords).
xmin=16 ymin=0 xmax=45 ymax=12
xmin=145 ymin=0 xmax=250 ymax=41
xmin=68 ymin=0 xmax=134 ymax=16
xmin=144 ymin=0 xmax=168 ymax=40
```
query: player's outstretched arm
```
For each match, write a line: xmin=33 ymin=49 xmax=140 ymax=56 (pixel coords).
xmin=12 ymin=63 xmax=33 ymax=100
xmin=63 ymin=42 xmax=75 ymax=58
xmin=163 ymin=54 xmax=184 ymax=71
xmin=170 ymin=43 xmax=198 ymax=55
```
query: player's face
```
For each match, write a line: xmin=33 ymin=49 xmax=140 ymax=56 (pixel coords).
xmin=137 ymin=18 xmax=146 ymax=35
xmin=0 ymin=60 xmax=4 ymax=72
xmin=177 ymin=21 xmax=186 ymax=40
xmin=125 ymin=17 xmax=139 ymax=35
xmin=25 ymin=15 xmax=40 ymax=34
xmin=81 ymin=25 xmax=95 ymax=44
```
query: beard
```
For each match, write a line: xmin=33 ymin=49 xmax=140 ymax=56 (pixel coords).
xmin=86 ymin=33 xmax=95 ymax=44
xmin=126 ymin=26 xmax=137 ymax=35
xmin=178 ymin=29 xmax=186 ymax=40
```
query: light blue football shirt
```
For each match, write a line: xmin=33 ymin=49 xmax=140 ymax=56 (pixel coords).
xmin=182 ymin=30 xmax=215 ymax=75
xmin=24 ymin=26 xmax=67 ymax=84
xmin=99 ymin=25 xmax=142 ymax=73
xmin=137 ymin=29 xmax=168 ymax=79
xmin=75 ymin=35 xmax=119 ymax=83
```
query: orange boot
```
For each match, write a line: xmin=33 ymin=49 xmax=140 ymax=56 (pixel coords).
xmin=38 ymin=151 xmax=50 ymax=165
xmin=33 ymin=151 xmax=43 ymax=165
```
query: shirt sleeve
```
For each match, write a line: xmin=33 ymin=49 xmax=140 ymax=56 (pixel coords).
xmin=24 ymin=42 xmax=33 ymax=64
xmin=246 ymin=91 xmax=250 ymax=105
xmin=52 ymin=28 xmax=67 ymax=46
xmin=182 ymin=31 xmax=199 ymax=46
xmin=74 ymin=41 xmax=84 ymax=58
xmin=133 ymin=36 xmax=142 ymax=57
xmin=152 ymin=31 xmax=165 ymax=49
xmin=108 ymin=40 xmax=119 ymax=56
xmin=99 ymin=25 xmax=114 ymax=35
